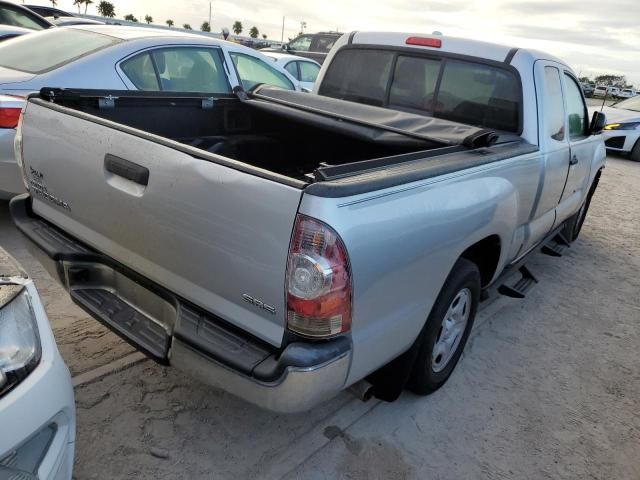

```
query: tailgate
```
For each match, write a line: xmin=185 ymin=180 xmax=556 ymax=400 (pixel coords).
xmin=20 ymin=100 xmax=303 ymax=347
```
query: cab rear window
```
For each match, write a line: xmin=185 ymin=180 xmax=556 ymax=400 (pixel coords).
xmin=0 ymin=28 xmax=120 ymax=74
xmin=319 ymin=48 xmax=522 ymax=133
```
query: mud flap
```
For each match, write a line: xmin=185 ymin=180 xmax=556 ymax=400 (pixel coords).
xmin=366 ymin=338 xmax=422 ymax=402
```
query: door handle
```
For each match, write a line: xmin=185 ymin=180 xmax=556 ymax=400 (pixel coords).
xmin=570 ymin=155 xmax=579 ymax=166
xmin=104 ymin=154 xmax=149 ymax=186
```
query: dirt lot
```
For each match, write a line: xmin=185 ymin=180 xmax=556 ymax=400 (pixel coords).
xmin=0 ymin=155 xmax=638 ymax=479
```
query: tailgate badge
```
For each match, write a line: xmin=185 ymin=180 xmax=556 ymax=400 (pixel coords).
xmin=242 ymin=294 xmax=276 ymax=315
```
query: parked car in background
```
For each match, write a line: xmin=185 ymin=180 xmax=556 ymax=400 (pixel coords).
xmin=609 ymin=86 xmax=621 ymax=98
xmin=581 ymin=83 xmax=594 ymax=97
xmin=262 ymin=31 xmax=343 ymax=64
xmin=10 ymin=32 xmax=606 ymax=412
xmin=263 ymin=52 xmax=321 ymax=90
xmin=0 ymin=247 xmax=75 ymax=480
xmin=617 ymin=88 xmax=637 ymax=99
xmin=0 ymin=25 xmax=300 ymax=198
xmin=24 ymin=4 xmax=73 ymax=19
xmin=0 ymin=0 xmax=53 ymax=30
xmin=591 ymin=95 xmax=640 ymax=160
xmin=593 ymin=85 xmax=608 ymax=97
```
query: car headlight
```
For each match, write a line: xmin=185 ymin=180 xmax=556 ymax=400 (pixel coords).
xmin=0 ymin=287 xmax=41 ymax=397
xmin=603 ymin=122 xmax=640 ymax=130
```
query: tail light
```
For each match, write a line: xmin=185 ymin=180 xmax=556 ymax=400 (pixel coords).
xmin=286 ymin=214 xmax=352 ymax=338
xmin=0 ymin=107 xmax=21 ymax=128
xmin=406 ymin=37 xmax=442 ymax=48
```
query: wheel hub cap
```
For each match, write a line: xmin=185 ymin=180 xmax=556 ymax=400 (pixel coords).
xmin=431 ymin=288 xmax=471 ymax=373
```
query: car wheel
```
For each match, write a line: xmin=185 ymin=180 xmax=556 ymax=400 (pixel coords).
xmin=631 ymin=140 xmax=640 ymax=162
xmin=408 ymin=258 xmax=480 ymax=395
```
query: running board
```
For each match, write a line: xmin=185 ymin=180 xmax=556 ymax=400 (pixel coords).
xmin=541 ymin=233 xmax=571 ymax=257
xmin=497 ymin=265 xmax=538 ymax=299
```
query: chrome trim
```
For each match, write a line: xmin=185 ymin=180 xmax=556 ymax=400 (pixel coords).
xmin=170 ymin=339 xmax=351 ymax=413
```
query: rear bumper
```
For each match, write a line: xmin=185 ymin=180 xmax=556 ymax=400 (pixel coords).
xmin=9 ymin=194 xmax=351 ymax=413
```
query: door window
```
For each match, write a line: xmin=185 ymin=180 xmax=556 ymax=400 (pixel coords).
xmin=121 ymin=47 xmax=231 ymax=93
xmin=284 ymin=61 xmax=299 ymax=79
xmin=312 ymin=35 xmax=337 ymax=53
xmin=544 ymin=67 xmax=565 ymax=141
xmin=564 ymin=74 xmax=588 ymax=139
xmin=299 ymin=61 xmax=320 ymax=82
xmin=229 ymin=52 xmax=295 ymax=91
xmin=389 ymin=56 xmax=441 ymax=112
xmin=288 ymin=35 xmax=312 ymax=51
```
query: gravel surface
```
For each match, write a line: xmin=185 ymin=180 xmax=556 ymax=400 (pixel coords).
xmin=0 ymin=154 xmax=638 ymax=479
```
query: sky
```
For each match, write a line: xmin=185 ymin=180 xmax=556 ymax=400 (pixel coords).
xmin=21 ymin=0 xmax=640 ymax=86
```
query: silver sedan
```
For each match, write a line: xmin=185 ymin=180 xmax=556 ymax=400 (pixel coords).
xmin=0 ymin=25 xmax=300 ymax=197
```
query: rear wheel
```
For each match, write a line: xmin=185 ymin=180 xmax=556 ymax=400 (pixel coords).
xmin=631 ymin=139 xmax=640 ymax=162
xmin=408 ymin=259 xmax=480 ymax=395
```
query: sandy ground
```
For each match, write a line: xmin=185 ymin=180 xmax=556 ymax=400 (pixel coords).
xmin=0 ymin=155 xmax=638 ymax=479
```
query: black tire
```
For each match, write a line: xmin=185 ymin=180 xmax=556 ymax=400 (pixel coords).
xmin=408 ymin=258 xmax=481 ymax=395
xmin=631 ymin=140 xmax=640 ymax=162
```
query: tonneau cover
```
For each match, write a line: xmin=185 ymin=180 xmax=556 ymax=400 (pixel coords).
xmin=247 ymin=86 xmax=498 ymax=148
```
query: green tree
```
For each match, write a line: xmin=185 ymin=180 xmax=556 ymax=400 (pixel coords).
xmin=183 ymin=23 xmax=192 ymax=29
xmin=73 ymin=0 xmax=82 ymax=13
xmin=124 ymin=14 xmax=138 ymax=22
xmin=594 ymin=74 xmax=626 ymax=86
xmin=166 ymin=19 xmax=174 ymax=27
xmin=144 ymin=15 xmax=153 ymax=24
xmin=97 ymin=1 xmax=115 ymax=18
xmin=232 ymin=20 xmax=242 ymax=35
xmin=82 ymin=0 xmax=93 ymax=14
xmin=200 ymin=21 xmax=210 ymax=32
xmin=249 ymin=26 xmax=259 ymax=38
xmin=579 ymin=76 xmax=592 ymax=84
xmin=262 ymin=33 xmax=267 ymax=39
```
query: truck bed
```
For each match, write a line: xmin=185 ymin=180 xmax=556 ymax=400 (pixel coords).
xmin=35 ymin=88 xmax=500 ymax=184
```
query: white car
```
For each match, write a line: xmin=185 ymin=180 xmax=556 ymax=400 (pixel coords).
xmin=0 ymin=247 xmax=75 ymax=480
xmin=617 ymin=88 xmax=637 ymax=99
xmin=592 ymin=95 xmax=640 ymax=160
xmin=262 ymin=52 xmax=321 ymax=91
xmin=0 ymin=25 xmax=301 ymax=198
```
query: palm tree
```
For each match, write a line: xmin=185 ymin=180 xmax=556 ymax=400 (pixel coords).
xmin=249 ymin=26 xmax=259 ymax=39
xmin=83 ymin=0 xmax=93 ymax=14
xmin=96 ymin=1 xmax=114 ymax=18
xmin=73 ymin=0 xmax=82 ymax=12
xmin=144 ymin=15 xmax=153 ymax=24
xmin=183 ymin=23 xmax=192 ymax=30
xmin=49 ymin=0 xmax=57 ymax=7
xmin=232 ymin=21 xmax=242 ymax=35
xmin=262 ymin=34 xmax=267 ymax=40
xmin=124 ymin=14 xmax=137 ymax=22
xmin=166 ymin=19 xmax=174 ymax=27
xmin=200 ymin=21 xmax=210 ymax=32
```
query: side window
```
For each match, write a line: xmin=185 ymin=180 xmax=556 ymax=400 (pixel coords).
xmin=289 ymin=35 xmax=312 ymax=51
xmin=151 ymin=48 xmax=230 ymax=93
xmin=389 ymin=56 xmax=441 ymax=112
xmin=299 ymin=61 xmax=320 ymax=82
xmin=312 ymin=36 xmax=337 ymax=53
xmin=284 ymin=61 xmax=299 ymax=80
xmin=229 ymin=52 xmax=295 ymax=91
xmin=121 ymin=48 xmax=231 ymax=93
xmin=121 ymin=52 xmax=160 ymax=90
xmin=318 ymin=49 xmax=395 ymax=106
xmin=564 ymin=74 xmax=588 ymax=139
xmin=544 ymin=67 xmax=565 ymax=141
xmin=0 ymin=5 xmax=47 ymax=30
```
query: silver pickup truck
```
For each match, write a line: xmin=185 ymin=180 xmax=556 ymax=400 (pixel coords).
xmin=10 ymin=32 xmax=606 ymax=412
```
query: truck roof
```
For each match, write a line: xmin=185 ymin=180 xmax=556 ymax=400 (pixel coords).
xmin=348 ymin=31 xmax=568 ymax=67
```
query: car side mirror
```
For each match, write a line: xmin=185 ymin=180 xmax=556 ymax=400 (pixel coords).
xmin=590 ymin=111 xmax=606 ymax=135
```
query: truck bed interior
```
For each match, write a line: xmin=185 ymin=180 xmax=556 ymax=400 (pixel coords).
xmin=36 ymin=90 xmax=491 ymax=183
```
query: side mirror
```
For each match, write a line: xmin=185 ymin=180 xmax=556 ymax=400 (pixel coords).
xmin=590 ymin=111 xmax=606 ymax=135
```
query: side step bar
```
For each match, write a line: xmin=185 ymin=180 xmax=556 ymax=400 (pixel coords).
xmin=541 ymin=232 xmax=571 ymax=257
xmin=497 ymin=265 xmax=538 ymax=299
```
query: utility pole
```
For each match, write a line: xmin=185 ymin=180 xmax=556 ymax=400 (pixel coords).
xmin=208 ymin=1 xmax=212 ymax=31
xmin=281 ymin=16 xmax=285 ymax=42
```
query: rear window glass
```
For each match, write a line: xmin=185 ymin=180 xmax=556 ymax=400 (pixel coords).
xmin=0 ymin=28 xmax=119 ymax=74
xmin=320 ymin=48 xmax=521 ymax=132
xmin=319 ymin=49 xmax=394 ymax=106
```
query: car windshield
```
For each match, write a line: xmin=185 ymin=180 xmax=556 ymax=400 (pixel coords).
xmin=612 ymin=96 xmax=640 ymax=111
xmin=0 ymin=28 xmax=120 ymax=73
